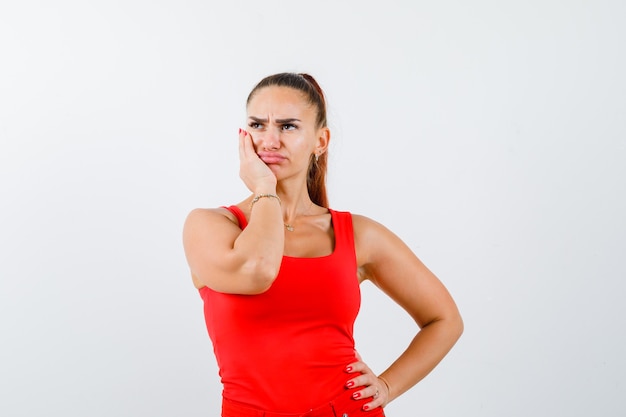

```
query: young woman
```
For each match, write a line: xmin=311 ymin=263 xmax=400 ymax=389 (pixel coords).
xmin=183 ymin=73 xmax=463 ymax=416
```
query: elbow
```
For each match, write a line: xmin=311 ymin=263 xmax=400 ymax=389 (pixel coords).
xmin=240 ymin=257 xmax=281 ymax=294
xmin=247 ymin=270 xmax=278 ymax=294
xmin=455 ymin=314 xmax=464 ymax=340
xmin=423 ymin=310 xmax=464 ymax=345
xmin=191 ymin=256 xmax=280 ymax=295
xmin=449 ymin=310 xmax=464 ymax=343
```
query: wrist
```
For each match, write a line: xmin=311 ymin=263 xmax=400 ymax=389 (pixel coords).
xmin=249 ymin=193 xmax=281 ymax=210
xmin=253 ymin=180 xmax=277 ymax=196
xmin=378 ymin=375 xmax=391 ymax=401
xmin=253 ymin=187 xmax=277 ymax=196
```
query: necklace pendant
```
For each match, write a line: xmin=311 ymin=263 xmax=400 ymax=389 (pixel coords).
xmin=284 ymin=223 xmax=294 ymax=232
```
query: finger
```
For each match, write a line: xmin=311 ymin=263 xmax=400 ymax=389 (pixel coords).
xmin=239 ymin=130 xmax=259 ymax=172
xmin=361 ymin=383 xmax=386 ymax=412
xmin=345 ymin=373 xmax=369 ymax=390
xmin=238 ymin=128 xmax=246 ymax=159
xmin=344 ymin=359 xmax=376 ymax=391
xmin=350 ymin=383 xmax=382 ymax=408
xmin=345 ymin=360 xmax=372 ymax=375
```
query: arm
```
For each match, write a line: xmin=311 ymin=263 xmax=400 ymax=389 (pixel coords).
xmin=182 ymin=129 xmax=284 ymax=294
xmin=347 ymin=214 xmax=464 ymax=409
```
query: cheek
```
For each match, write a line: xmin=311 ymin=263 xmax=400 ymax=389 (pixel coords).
xmin=249 ymin=133 xmax=264 ymax=148
xmin=292 ymin=133 xmax=314 ymax=148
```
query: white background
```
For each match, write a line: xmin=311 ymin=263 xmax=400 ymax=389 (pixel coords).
xmin=1 ymin=1 xmax=625 ymax=416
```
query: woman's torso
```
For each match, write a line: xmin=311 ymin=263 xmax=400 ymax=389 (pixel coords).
xmin=199 ymin=206 xmax=361 ymax=413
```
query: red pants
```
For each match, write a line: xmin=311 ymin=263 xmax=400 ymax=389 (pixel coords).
xmin=221 ymin=388 xmax=386 ymax=417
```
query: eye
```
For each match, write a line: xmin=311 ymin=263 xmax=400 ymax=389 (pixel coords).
xmin=281 ymin=123 xmax=297 ymax=131
xmin=248 ymin=122 xmax=262 ymax=129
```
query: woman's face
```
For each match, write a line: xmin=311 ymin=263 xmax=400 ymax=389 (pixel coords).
xmin=246 ymin=86 xmax=328 ymax=179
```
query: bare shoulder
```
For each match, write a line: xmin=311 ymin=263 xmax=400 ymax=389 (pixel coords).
xmin=351 ymin=213 xmax=406 ymax=268
xmin=183 ymin=206 xmax=243 ymax=252
xmin=351 ymin=213 xmax=388 ymax=235
xmin=184 ymin=206 xmax=238 ymax=229
xmin=351 ymin=213 xmax=401 ymax=245
xmin=182 ymin=206 xmax=244 ymax=290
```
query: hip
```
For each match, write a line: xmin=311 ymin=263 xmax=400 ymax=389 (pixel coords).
xmin=222 ymin=388 xmax=386 ymax=417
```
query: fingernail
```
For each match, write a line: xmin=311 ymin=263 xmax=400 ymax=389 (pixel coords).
xmin=346 ymin=381 xmax=354 ymax=388
xmin=363 ymin=405 xmax=370 ymax=411
xmin=345 ymin=366 xmax=352 ymax=372
xmin=238 ymin=128 xmax=241 ymax=134
xmin=353 ymin=392 xmax=361 ymax=399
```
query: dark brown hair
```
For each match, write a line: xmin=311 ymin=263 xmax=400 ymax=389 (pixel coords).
xmin=246 ymin=73 xmax=329 ymax=208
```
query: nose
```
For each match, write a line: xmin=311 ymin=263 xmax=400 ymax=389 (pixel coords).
xmin=258 ymin=129 xmax=280 ymax=151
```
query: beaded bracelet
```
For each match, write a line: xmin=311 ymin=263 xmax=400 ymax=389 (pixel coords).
xmin=249 ymin=193 xmax=281 ymax=209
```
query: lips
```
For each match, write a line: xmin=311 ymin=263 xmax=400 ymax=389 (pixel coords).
xmin=258 ymin=152 xmax=286 ymax=164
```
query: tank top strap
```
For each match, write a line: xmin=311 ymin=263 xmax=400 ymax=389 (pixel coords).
xmin=223 ymin=205 xmax=248 ymax=229
xmin=329 ymin=209 xmax=357 ymax=263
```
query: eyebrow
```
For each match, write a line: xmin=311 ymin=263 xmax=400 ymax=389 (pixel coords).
xmin=248 ymin=116 xmax=301 ymax=124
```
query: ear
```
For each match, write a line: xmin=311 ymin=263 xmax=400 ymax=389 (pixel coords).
xmin=314 ymin=126 xmax=331 ymax=156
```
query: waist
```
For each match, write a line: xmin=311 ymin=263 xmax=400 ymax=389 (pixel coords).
xmin=221 ymin=360 xmax=356 ymax=412
xmin=222 ymin=388 xmax=385 ymax=417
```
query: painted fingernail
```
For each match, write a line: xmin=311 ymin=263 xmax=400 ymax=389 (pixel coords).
xmin=345 ymin=366 xmax=352 ymax=372
xmin=363 ymin=405 xmax=370 ymax=411
xmin=353 ymin=392 xmax=361 ymax=399
xmin=238 ymin=128 xmax=242 ymax=134
xmin=346 ymin=381 xmax=354 ymax=388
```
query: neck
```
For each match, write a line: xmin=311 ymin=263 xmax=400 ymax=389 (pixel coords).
xmin=275 ymin=180 xmax=315 ymax=224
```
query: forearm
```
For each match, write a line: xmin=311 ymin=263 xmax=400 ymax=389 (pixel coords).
xmin=232 ymin=191 xmax=284 ymax=286
xmin=379 ymin=315 xmax=463 ymax=402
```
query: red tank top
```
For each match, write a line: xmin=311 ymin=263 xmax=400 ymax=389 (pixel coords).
xmin=199 ymin=206 xmax=361 ymax=412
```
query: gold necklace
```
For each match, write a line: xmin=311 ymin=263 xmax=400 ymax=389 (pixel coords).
xmin=283 ymin=201 xmax=314 ymax=232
